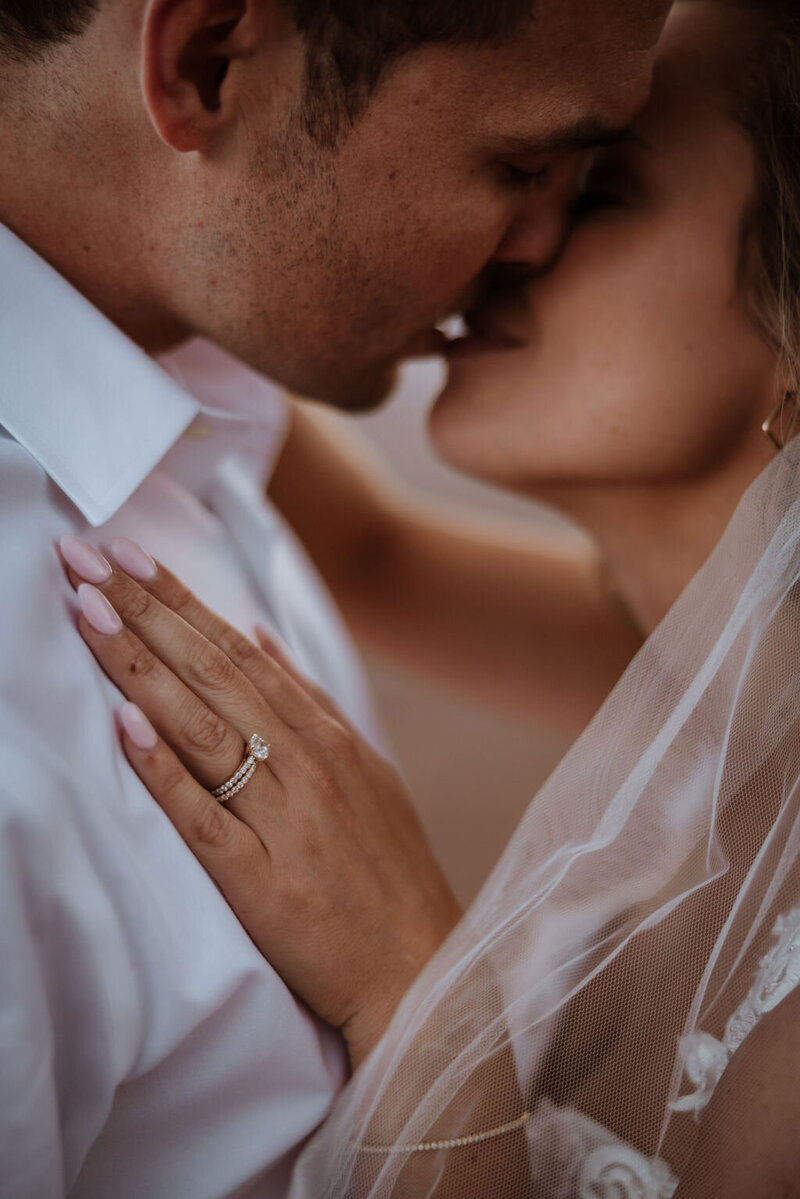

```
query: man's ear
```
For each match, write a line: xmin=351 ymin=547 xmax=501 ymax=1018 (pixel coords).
xmin=142 ymin=0 xmax=280 ymax=152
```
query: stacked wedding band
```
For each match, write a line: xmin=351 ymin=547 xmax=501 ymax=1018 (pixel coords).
xmin=212 ymin=734 xmax=271 ymax=803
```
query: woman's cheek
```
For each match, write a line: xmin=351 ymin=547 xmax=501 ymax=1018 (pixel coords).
xmin=430 ymin=221 xmax=755 ymax=487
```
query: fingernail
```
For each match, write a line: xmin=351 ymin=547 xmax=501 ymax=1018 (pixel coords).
xmin=119 ymin=702 xmax=158 ymax=751
xmin=60 ymin=535 xmax=112 ymax=584
xmin=109 ymin=537 xmax=158 ymax=582
xmin=78 ymin=583 xmax=123 ymax=635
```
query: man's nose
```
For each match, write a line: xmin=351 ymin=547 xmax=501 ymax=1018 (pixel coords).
xmin=492 ymin=156 xmax=585 ymax=273
xmin=492 ymin=205 xmax=569 ymax=274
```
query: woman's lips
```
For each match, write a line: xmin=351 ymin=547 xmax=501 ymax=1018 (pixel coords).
xmin=444 ymin=310 xmax=526 ymax=358
xmin=402 ymin=310 xmax=526 ymax=362
xmin=444 ymin=333 xmax=518 ymax=359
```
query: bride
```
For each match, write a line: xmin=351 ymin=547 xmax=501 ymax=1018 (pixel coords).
xmin=57 ymin=1 xmax=800 ymax=1194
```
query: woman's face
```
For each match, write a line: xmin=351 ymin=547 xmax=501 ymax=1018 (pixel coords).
xmin=430 ymin=2 xmax=780 ymax=493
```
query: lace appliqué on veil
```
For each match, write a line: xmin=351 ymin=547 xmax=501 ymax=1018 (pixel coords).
xmin=575 ymin=907 xmax=800 ymax=1198
xmin=530 ymin=1102 xmax=679 ymax=1198
xmin=670 ymin=907 xmax=800 ymax=1119
xmin=579 ymin=1144 xmax=678 ymax=1198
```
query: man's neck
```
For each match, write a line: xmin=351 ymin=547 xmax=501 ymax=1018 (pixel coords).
xmin=0 ymin=70 xmax=189 ymax=355
xmin=0 ymin=204 xmax=189 ymax=355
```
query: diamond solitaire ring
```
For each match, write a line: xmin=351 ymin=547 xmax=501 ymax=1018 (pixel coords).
xmin=211 ymin=734 xmax=271 ymax=803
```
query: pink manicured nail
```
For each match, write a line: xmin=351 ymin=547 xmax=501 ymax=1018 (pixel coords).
xmin=109 ymin=537 xmax=158 ymax=582
xmin=60 ymin=535 xmax=112 ymax=584
xmin=119 ymin=702 xmax=158 ymax=751
xmin=78 ymin=583 xmax=123 ymax=635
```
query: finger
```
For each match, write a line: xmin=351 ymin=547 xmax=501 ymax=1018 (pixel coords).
xmin=77 ymin=583 xmax=286 ymax=790
xmin=254 ymin=625 xmax=344 ymax=720
xmin=118 ymin=702 xmax=277 ymax=923
xmin=57 ymin=534 xmax=324 ymax=733
xmin=59 ymin=539 xmax=291 ymax=748
xmin=103 ymin=539 xmax=328 ymax=731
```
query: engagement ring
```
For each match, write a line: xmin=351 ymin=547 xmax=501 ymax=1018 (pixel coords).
xmin=211 ymin=734 xmax=271 ymax=803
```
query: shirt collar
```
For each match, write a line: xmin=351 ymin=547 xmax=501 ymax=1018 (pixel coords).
xmin=0 ymin=222 xmax=201 ymax=527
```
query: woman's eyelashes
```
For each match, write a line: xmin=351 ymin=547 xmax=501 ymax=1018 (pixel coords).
xmin=571 ymin=161 xmax=634 ymax=221
xmin=571 ymin=139 xmax=648 ymax=222
xmin=571 ymin=184 xmax=624 ymax=219
xmin=504 ymin=163 xmax=551 ymax=189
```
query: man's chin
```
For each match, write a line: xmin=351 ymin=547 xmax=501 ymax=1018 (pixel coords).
xmin=296 ymin=362 xmax=400 ymax=414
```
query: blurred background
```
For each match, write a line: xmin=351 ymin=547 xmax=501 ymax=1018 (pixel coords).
xmin=313 ymin=359 xmax=577 ymax=908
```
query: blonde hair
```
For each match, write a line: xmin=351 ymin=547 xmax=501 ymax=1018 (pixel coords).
xmin=735 ymin=2 xmax=800 ymax=391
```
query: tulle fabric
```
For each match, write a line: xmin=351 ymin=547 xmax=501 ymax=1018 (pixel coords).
xmin=290 ymin=438 xmax=800 ymax=1198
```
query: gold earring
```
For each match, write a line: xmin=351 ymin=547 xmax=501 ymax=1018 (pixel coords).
xmin=762 ymin=391 xmax=800 ymax=451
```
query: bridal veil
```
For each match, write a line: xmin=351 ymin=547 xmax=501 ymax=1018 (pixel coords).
xmin=288 ymin=427 xmax=800 ymax=1196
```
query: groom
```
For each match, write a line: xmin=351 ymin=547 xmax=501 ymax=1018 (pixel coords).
xmin=0 ymin=1 xmax=667 ymax=1196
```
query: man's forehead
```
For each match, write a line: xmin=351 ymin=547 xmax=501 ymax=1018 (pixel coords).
xmin=469 ymin=8 xmax=659 ymax=156
xmin=449 ymin=4 xmax=658 ymax=116
xmin=470 ymin=61 xmax=651 ymax=164
xmin=377 ymin=4 xmax=658 ymax=154
xmin=490 ymin=116 xmax=640 ymax=160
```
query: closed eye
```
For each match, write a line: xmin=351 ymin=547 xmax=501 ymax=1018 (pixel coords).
xmin=571 ymin=135 xmax=647 ymax=221
xmin=504 ymin=163 xmax=551 ymax=189
xmin=571 ymin=186 xmax=624 ymax=219
xmin=571 ymin=159 xmax=634 ymax=221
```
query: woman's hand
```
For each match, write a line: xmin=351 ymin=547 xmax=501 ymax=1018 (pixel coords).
xmin=57 ymin=535 xmax=462 ymax=1070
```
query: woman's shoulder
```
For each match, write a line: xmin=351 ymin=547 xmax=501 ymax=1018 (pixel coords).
xmin=673 ymin=976 xmax=800 ymax=1198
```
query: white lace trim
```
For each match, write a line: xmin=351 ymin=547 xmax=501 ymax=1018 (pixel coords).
xmin=670 ymin=906 xmax=800 ymax=1119
xmin=579 ymin=1144 xmax=678 ymax=1198
xmin=575 ymin=906 xmax=800 ymax=1198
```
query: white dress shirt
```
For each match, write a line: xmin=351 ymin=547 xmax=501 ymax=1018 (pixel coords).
xmin=0 ymin=222 xmax=384 ymax=1198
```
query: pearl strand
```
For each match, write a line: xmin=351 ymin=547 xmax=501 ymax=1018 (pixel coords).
xmin=362 ymin=1110 xmax=533 ymax=1154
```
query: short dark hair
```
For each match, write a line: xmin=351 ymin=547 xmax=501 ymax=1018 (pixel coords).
xmin=286 ymin=1 xmax=535 ymax=141
xmin=0 ymin=0 xmax=99 ymax=60
xmin=0 ymin=1 xmax=534 ymax=140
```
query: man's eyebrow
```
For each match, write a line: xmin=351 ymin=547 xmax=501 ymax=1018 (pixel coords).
xmin=493 ymin=118 xmax=637 ymax=159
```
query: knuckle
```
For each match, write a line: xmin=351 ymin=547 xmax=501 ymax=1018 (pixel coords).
xmin=318 ymin=716 xmax=358 ymax=763
xmin=156 ymin=748 xmax=189 ymax=794
xmin=180 ymin=702 xmax=236 ymax=758
xmin=186 ymin=640 xmax=237 ymax=693
xmin=281 ymin=887 xmax=313 ymax=928
xmin=275 ymin=863 xmax=323 ymax=926
xmin=308 ymin=683 xmax=337 ymax=714
xmin=190 ymin=799 xmax=237 ymax=851
xmin=165 ymin=579 xmax=198 ymax=623
xmin=119 ymin=582 xmax=155 ymax=625
xmin=216 ymin=624 xmax=256 ymax=671
xmin=299 ymin=748 xmax=339 ymax=798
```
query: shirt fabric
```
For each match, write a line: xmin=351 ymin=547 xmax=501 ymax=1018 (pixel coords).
xmin=0 ymin=222 xmax=383 ymax=1198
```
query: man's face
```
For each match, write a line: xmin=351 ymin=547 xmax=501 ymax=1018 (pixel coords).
xmin=167 ymin=0 xmax=669 ymax=409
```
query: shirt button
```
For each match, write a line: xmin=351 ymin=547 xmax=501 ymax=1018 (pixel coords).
xmin=182 ymin=424 xmax=215 ymax=441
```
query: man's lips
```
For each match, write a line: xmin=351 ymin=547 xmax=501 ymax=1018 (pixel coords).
xmin=403 ymin=312 xmax=525 ymax=361
xmin=402 ymin=327 xmax=452 ymax=359
xmin=401 ymin=265 xmax=534 ymax=362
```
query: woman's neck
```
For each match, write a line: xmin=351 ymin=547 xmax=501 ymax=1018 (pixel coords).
xmin=535 ymin=449 xmax=773 ymax=636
